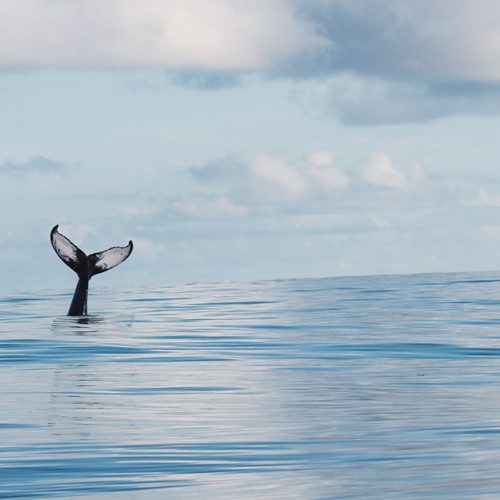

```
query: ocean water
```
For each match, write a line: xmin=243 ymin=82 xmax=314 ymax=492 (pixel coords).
xmin=2 ymin=272 xmax=500 ymax=498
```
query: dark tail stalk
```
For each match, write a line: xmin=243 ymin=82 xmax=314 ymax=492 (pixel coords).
xmin=50 ymin=225 xmax=133 ymax=316
xmin=68 ymin=276 xmax=89 ymax=316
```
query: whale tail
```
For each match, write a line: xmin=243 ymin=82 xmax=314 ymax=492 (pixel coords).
xmin=50 ymin=225 xmax=133 ymax=279
xmin=50 ymin=225 xmax=133 ymax=316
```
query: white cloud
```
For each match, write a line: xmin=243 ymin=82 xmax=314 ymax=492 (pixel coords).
xmin=0 ymin=156 xmax=70 ymax=176
xmin=189 ymin=154 xmax=316 ymax=209
xmin=370 ymin=216 xmax=392 ymax=229
xmin=3 ymin=1 xmax=500 ymax=122
xmin=361 ymin=152 xmax=407 ymax=190
xmin=121 ymin=206 xmax=152 ymax=217
xmin=187 ymin=151 xmax=425 ymax=217
xmin=0 ymin=0 xmax=322 ymax=70
xmin=462 ymin=189 xmax=500 ymax=207
xmin=307 ymin=151 xmax=333 ymax=167
xmin=3 ymin=1 xmax=500 ymax=87
xmin=310 ymin=165 xmax=350 ymax=193
xmin=249 ymin=154 xmax=308 ymax=196
xmin=306 ymin=150 xmax=349 ymax=193
xmin=174 ymin=198 xmax=248 ymax=219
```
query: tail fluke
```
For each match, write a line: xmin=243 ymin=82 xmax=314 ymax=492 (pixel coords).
xmin=51 ymin=224 xmax=133 ymax=316
xmin=50 ymin=225 xmax=133 ymax=278
xmin=88 ymin=241 xmax=133 ymax=276
xmin=50 ymin=225 xmax=88 ymax=275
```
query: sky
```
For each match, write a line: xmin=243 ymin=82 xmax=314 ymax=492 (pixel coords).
xmin=2 ymin=0 xmax=500 ymax=290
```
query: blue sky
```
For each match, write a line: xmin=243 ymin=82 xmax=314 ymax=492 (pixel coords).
xmin=2 ymin=0 xmax=500 ymax=290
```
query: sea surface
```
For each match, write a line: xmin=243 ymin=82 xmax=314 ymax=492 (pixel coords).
xmin=3 ymin=271 xmax=500 ymax=499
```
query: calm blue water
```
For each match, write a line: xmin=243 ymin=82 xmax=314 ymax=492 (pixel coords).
xmin=3 ymin=272 xmax=500 ymax=498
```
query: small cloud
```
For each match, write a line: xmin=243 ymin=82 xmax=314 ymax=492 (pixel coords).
xmin=361 ymin=152 xmax=407 ymax=190
xmin=370 ymin=216 xmax=392 ymax=229
xmin=0 ymin=156 xmax=70 ymax=176
xmin=307 ymin=150 xmax=333 ymax=166
xmin=462 ymin=189 xmax=500 ymax=207
xmin=173 ymin=198 xmax=248 ymax=219
xmin=187 ymin=151 xmax=351 ymax=210
xmin=121 ymin=206 xmax=152 ymax=217
xmin=310 ymin=165 xmax=350 ymax=193
xmin=249 ymin=154 xmax=308 ymax=196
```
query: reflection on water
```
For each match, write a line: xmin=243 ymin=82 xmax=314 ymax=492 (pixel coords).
xmin=52 ymin=315 xmax=105 ymax=337
xmin=3 ymin=272 xmax=500 ymax=497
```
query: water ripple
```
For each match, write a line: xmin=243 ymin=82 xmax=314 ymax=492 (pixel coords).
xmin=3 ymin=271 xmax=500 ymax=498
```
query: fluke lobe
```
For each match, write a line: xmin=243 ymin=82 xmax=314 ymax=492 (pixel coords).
xmin=50 ymin=225 xmax=133 ymax=316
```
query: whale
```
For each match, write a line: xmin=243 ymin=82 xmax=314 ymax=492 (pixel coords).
xmin=50 ymin=225 xmax=133 ymax=316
